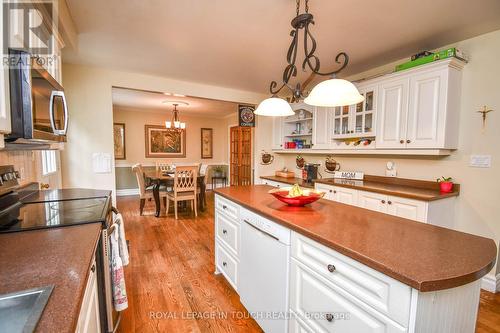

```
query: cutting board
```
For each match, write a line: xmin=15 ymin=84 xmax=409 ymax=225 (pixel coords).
xmin=275 ymin=171 xmax=295 ymax=178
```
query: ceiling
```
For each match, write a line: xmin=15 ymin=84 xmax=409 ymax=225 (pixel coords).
xmin=112 ymin=87 xmax=240 ymax=118
xmin=65 ymin=0 xmax=500 ymax=94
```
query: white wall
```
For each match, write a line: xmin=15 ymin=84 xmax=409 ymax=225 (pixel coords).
xmin=265 ymin=29 xmax=500 ymax=280
xmin=61 ymin=63 xmax=267 ymax=198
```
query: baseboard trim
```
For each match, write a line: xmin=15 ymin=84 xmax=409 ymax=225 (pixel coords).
xmin=116 ymin=188 xmax=140 ymax=196
xmin=481 ymin=273 xmax=500 ymax=293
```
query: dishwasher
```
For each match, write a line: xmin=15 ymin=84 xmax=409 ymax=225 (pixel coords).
xmin=239 ymin=207 xmax=291 ymax=333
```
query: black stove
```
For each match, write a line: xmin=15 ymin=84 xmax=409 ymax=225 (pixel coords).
xmin=0 ymin=165 xmax=111 ymax=233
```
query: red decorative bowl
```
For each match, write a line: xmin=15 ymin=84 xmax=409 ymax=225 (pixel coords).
xmin=269 ymin=188 xmax=325 ymax=207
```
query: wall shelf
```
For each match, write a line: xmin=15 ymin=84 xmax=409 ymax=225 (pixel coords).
xmin=273 ymin=149 xmax=453 ymax=156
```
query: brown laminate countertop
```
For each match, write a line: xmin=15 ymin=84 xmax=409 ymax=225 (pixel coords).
xmin=264 ymin=175 xmax=460 ymax=201
xmin=260 ymin=175 xmax=314 ymax=188
xmin=0 ymin=224 xmax=101 ymax=332
xmin=215 ymin=185 xmax=496 ymax=292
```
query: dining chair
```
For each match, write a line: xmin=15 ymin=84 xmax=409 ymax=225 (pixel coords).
xmin=132 ymin=164 xmax=167 ymax=215
xmin=166 ymin=165 xmax=198 ymax=219
xmin=198 ymin=164 xmax=209 ymax=206
xmin=156 ymin=161 xmax=172 ymax=174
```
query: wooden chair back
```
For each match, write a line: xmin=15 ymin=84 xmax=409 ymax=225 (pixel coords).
xmin=132 ymin=164 xmax=146 ymax=197
xmin=173 ymin=166 xmax=198 ymax=194
xmin=156 ymin=161 xmax=171 ymax=174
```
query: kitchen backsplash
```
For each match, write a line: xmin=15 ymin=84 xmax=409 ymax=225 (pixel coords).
xmin=0 ymin=150 xmax=39 ymax=186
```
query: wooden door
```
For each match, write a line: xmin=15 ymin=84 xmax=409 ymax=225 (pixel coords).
xmin=376 ymin=77 xmax=410 ymax=148
xmin=230 ymin=126 xmax=252 ymax=186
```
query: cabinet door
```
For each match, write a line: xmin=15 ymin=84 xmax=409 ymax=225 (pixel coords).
xmin=333 ymin=187 xmax=358 ymax=206
xmin=354 ymin=86 xmax=376 ymax=137
xmin=332 ymin=105 xmax=352 ymax=138
xmin=312 ymin=107 xmax=332 ymax=149
xmin=406 ymin=69 xmax=447 ymax=148
xmin=272 ymin=117 xmax=284 ymax=150
xmin=357 ymin=191 xmax=388 ymax=213
xmin=376 ymin=78 xmax=409 ymax=148
xmin=315 ymin=183 xmax=335 ymax=201
xmin=387 ymin=196 xmax=427 ymax=222
xmin=0 ymin=3 xmax=12 ymax=139
xmin=77 ymin=260 xmax=101 ymax=333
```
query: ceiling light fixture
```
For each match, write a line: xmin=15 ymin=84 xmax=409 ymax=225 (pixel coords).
xmin=165 ymin=103 xmax=187 ymax=130
xmin=256 ymin=0 xmax=364 ymax=116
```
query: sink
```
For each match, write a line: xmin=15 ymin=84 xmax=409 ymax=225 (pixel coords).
xmin=0 ymin=285 xmax=54 ymax=333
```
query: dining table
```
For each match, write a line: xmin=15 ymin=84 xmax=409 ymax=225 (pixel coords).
xmin=144 ymin=170 xmax=207 ymax=217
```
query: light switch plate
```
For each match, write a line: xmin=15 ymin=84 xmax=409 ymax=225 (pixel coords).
xmin=469 ymin=155 xmax=491 ymax=168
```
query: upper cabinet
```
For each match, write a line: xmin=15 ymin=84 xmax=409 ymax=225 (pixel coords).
xmin=377 ymin=60 xmax=463 ymax=149
xmin=271 ymin=58 xmax=465 ymax=155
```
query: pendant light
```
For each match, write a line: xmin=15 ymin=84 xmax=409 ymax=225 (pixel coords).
xmin=258 ymin=0 xmax=363 ymax=114
xmin=254 ymin=96 xmax=294 ymax=117
xmin=164 ymin=102 xmax=187 ymax=130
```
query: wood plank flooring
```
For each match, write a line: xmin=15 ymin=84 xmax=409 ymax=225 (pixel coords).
xmin=116 ymin=193 xmax=500 ymax=333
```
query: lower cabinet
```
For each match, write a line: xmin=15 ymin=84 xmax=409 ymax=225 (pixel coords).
xmin=76 ymin=257 xmax=101 ymax=333
xmin=314 ymin=183 xmax=454 ymax=227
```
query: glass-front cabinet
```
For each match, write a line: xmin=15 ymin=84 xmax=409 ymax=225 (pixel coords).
xmin=332 ymin=85 xmax=376 ymax=139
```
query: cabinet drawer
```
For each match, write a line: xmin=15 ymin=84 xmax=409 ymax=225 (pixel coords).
xmin=215 ymin=211 xmax=239 ymax=255
xmin=290 ymin=260 xmax=407 ymax=333
xmin=262 ymin=179 xmax=286 ymax=188
xmin=215 ymin=242 xmax=238 ymax=291
xmin=291 ymin=233 xmax=412 ymax=326
xmin=289 ymin=311 xmax=316 ymax=333
xmin=215 ymin=194 xmax=239 ymax=221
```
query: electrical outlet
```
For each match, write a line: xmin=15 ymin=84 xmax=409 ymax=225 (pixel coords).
xmin=385 ymin=161 xmax=397 ymax=177
xmin=469 ymin=155 xmax=491 ymax=168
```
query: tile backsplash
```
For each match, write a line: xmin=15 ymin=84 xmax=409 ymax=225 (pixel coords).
xmin=0 ymin=150 xmax=38 ymax=186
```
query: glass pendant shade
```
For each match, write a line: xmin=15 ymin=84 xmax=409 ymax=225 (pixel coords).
xmin=165 ymin=121 xmax=171 ymax=128
xmin=304 ymin=79 xmax=364 ymax=107
xmin=180 ymin=123 xmax=186 ymax=129
xmin=254 ymin=97 xmax=294 ymax=117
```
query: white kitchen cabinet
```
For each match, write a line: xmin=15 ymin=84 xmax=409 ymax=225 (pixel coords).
xmin=0 ymin=3 xmax=12 ymax=144
xmin=272 ymin=117 xmax=284 ymax=150
xmin=357 ymin=190 xmax=388 ymax=213
xmin=376 ymin=77 xmax=410 ymax=149
xmin=311 ymin=107 xmax=331 ymax=149
xmin=315 ymin=184 xmax=453 ymax=226
xmin=76 ymin=258 xmax=101 ymax=333
xmin=376 ymin=59 xmax=464 ymax=149
xmin=214 ymin=194 xmax=240 ymax=291
xmin=261 ymin=178 xmax=287 ymax=188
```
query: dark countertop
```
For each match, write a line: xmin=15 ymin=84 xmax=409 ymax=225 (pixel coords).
xmin=260 ymin=175 xmax=314 ymax=188
xmin=20 ymin=188 xmax=112 ymax=204
xmin=214 ymin=185 xmax=496 ymax=292
xmin=0 ymin=224 xmax=101 ymax=332
xmin=262 ymin=175 xmax=459 ymax=201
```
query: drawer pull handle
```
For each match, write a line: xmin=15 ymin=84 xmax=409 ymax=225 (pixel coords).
xmin=222 ymin=229 xmax=227 ymax=234
xmin=222 ymin=262 xmax=227 ymax=267
xmin=326 ymin=313 xmax=334 ymax=322
xmin=91 ymin=264 xmax=96 ymax=273
xmin=400 ymin=139 xmax=404 ymax=144
xmin=333 ymin=190 xmax=337 ymax=194
xmin=329 ymin=190 xmax=332 ymax=193
xmin=381 ymin=200 xmax=386 ymax=204
xmin=406 ymin=139 xmax=411 ymax=144
xmin=387 ymin=200 xmax=392 ymax=205
xmin=222 ymin=205 xmax=227 ymax=210
xmin=327 ymin=264 xmax=336 ymax=273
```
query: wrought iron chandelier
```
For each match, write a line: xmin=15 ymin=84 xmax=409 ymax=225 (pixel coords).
xmin=165 ymin=103 xmax=186 ymax=130
xmin=255 ymin=0 xmax=364 ymax=116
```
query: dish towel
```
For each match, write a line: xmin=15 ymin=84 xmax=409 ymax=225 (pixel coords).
xmin=110 ymin=225 xmax=128 ymax=311
xmin=114 ymin=213 xmax=129 ymax=266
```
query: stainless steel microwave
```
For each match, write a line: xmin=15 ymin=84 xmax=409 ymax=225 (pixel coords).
xmin=7 ymin=49 xmax=68 ymax=143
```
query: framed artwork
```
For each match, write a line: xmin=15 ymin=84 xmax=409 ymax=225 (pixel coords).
xmin=201 ymin=128 xmax=213 ymax=159
xmin=145 ymin=125 xmax=186 ymax=158
xmin=113 ymin=123 xmax=126 ymax=160
xmin=238 ymin=104 xmax=256 ymax=127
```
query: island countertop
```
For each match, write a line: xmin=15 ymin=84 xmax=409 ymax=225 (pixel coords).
xmin=0 ymin=224 xmax=101 ymax=332
xmin=214 ymin=185 xmax=496 ymax=292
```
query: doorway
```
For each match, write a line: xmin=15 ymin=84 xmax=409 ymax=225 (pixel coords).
xmin=229 ymin=126 xmax=252 ymax=186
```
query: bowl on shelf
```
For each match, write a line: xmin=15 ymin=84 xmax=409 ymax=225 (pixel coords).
xmin=268 ymin=187 xmax=325 ymax=207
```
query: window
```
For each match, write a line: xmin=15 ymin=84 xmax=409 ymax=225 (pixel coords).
xmin=42 ymin=150 xmax=57 ymax=175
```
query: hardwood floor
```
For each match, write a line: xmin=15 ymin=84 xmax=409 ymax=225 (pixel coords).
xmin=116 ymin=193 xmax=262 ymax=333
xmin=116 ymin=192 xmax=500 ymax=333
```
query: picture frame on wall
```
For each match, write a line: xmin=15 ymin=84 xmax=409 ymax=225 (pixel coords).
xmin=201 ymin=128 xmax=213 ymax=159
xmin=145 ymin=125 xmax=186 ymax=158
xmin=238 ymin=104 xmax=256 ymax=127
xmin=113 ymin=123 xmax=126 ymax=160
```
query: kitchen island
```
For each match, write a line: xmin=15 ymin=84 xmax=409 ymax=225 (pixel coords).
xmin=213 ymin=185 xmax=496 ymax=333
